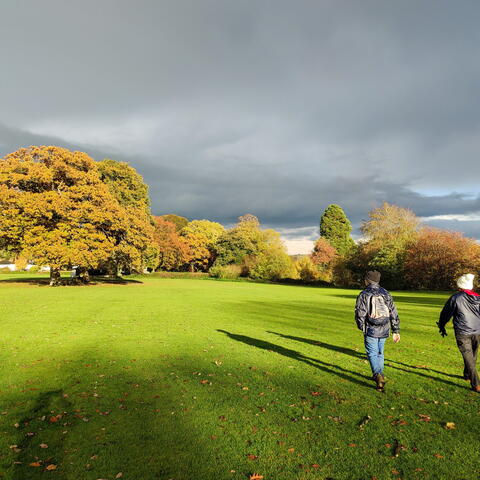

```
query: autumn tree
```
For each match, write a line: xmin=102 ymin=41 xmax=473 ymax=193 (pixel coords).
xmin=159 ymin=214 xmax=189 ymax=232
xmin=359 ymin=203 xmax=420 ymax=289
xmin=319 ymin=205 xmax=355 ymax=257
xmin=98 ymin=159 xmax=150 ymax=211
xmin=0 ymin=146 xmax=155 ymax=285
xmin=153 ymin=218 xmax=191 ymax=271
xmin=98 ymin=158 xmax=157 ymax=274
xmin=310 ymin=237 xmax=337 ymax=281
xmin=404 ymin=228 xmax=480 ymax=290
xmin=181 ymin=220 xmax=225 ymax=271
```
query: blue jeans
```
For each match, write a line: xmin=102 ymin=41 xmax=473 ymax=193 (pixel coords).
xmin=364 ymin=336 xmax=386 ymax=376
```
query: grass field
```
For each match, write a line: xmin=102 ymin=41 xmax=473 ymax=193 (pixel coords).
xmin=0 ymin=275 xmax=478 ymax=480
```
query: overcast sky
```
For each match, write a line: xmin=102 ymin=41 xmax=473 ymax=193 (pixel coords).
xmin=1 ymin=0 xmax=480 ymax=253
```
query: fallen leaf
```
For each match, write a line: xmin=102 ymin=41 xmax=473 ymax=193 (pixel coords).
xmin=347 ymin=443 xmax=357 ymax=447
xmin=288 ymin=447 xmax=295 ymax=453
xmin=391 ymin=469 xmax=400 ymax=475
xmin=445 ymin=422 xmax=456 ymax=430
xmin=115 ymin=473 xmax=123 ymax=479
xmin=247 ymin=454 xmax=258 ymax=460
xmin=433 ymin=453 xmax=444 ymax=459
xmin=46 ymin=464 xmax=57 ymax=471
xmin=29 ymin=462 xmax=42 ymax=467
xmin=312 ymin=464 xmax=320 ymax=468
xmin=391 ymin=419 xmax=408 ymax=426
xmin=249 ymin=474 xmax=264 ymax=480
xmin=417 ymin=414 xmax=431 ymax=422
xmin=39 ymin=443 xmax=49 ymax=449
xmin=310 ymin=391 xmax=321 ymax=396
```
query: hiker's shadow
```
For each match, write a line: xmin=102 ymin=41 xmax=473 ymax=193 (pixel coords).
xmin=217 ymin=329 xmax=373 ymax=389
xmin=267 ymin=331 xmax=467 ymax=389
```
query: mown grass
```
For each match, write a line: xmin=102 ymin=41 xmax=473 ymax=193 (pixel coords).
xmin=0 ymin=275 xmax=478 ymax=480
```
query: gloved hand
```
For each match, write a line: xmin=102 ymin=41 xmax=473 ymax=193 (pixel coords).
xmin=436 ymin=321 xmax=447 ymax=337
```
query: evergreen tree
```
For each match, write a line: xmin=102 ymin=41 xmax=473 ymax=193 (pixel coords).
xmin=319 ymin=204 xmax=355 ymax=257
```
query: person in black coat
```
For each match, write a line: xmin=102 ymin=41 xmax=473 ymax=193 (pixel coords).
xmin=438 ymin=273 xmax=480 ymax=392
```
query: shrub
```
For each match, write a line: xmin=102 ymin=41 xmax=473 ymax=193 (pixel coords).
xmin=28 ymin=265 xmax=40 ymax=273
xmin=296 ymin=257 xmax=320 ymax=282
xmin=209 ymin=264 xmax=242 ymax=279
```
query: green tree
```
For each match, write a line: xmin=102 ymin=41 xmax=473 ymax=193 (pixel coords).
xmin=319 ymin=204 xmax=355 ymax=257
xmin=214 ymin=215 xmax=264 ymax=267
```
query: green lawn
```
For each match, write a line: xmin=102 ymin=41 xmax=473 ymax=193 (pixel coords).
xmin=0 ymin=275 xmax=478 ymax=480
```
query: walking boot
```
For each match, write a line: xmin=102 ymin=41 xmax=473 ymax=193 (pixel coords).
xmin=375 ymin=373 xmax=385 ymax=392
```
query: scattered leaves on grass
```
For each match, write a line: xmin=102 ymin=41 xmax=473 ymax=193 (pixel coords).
xmin=445 ymin=422 xmax=456 ymax=430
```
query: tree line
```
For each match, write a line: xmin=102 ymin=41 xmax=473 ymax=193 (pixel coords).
xmin=1 ymin=146 xmax=478 ymax=289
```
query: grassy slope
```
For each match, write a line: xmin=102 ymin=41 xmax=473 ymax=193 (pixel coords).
xmin=0 ymin=276 xmax=478 ymax=480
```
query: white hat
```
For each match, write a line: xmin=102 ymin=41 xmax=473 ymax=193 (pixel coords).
xmin=457 ymin=273 xmax=475 ymax=290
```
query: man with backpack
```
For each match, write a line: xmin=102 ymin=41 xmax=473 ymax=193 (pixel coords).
xmin=437 ymin=273 xmax=480 ymax=393
xmin=355 ymin=271 xmax=400 ymax=391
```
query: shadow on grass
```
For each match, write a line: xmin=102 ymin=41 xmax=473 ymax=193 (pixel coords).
xmin=267 ymin=331 xmax=468 ymax=390
xmin=217 ymin=329 xmax=373 ymax=389
xmin=5 ymin=354 xmax=206 ymax=480
xmin=0 ymin=276 xmax=143 ymax=286
xmin=12 ymin=390 xmax=71 ymax=480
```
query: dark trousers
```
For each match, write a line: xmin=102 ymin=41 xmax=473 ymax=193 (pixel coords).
xmin=456 ymin=334 xmax=480 ymax=388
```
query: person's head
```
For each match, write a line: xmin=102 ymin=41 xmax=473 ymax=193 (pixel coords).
xmin=364 ymin=270 xmax=381 ymax=286
xmin=457 ymin=273 xmax=475 ymax=290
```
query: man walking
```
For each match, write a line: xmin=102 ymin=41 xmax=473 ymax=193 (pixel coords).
xmin=437 ymin=273 xmax=480 ymax=393
xmin=355 ymin=271 xmax=400 ymax=391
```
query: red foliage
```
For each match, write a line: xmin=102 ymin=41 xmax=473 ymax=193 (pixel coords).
xmin=404 ymin=228 xmax=480 ymax=290
xmin=153 ymin=218 xmax=191 ymax=271
xmin=311 ymin=237 xmax=337 ymax=267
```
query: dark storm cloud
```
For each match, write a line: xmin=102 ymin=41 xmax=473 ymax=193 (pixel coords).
xmin=2 ymin=0 xmax=480 ymax=245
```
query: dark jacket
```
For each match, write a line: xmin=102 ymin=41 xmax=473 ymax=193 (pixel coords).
xmin=438 ymin=291 xmax=480 ymax=336
xmin=355 ymin=282 xmax=400 ymax=338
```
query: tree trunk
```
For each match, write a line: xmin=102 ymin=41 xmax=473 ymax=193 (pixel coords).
xmin=49 ymin=268 xmax=61 ymax=286
xmin=77 ymin=267 xmax=90 ymax=284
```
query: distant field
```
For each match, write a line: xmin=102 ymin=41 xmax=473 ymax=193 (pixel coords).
xmin=0 ymin=275 xmax=477 ymax=480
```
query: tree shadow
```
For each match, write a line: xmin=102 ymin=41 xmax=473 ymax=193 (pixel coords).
xmin=12 ymin=389 xmax=72 ymax=479
xmin=217 ymin=329 xmax=373 ymax=389
xmin=267 ymin=331 xmax=468 ymax=390
xmin=0 ymin=276 xmax=143 ymax=286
